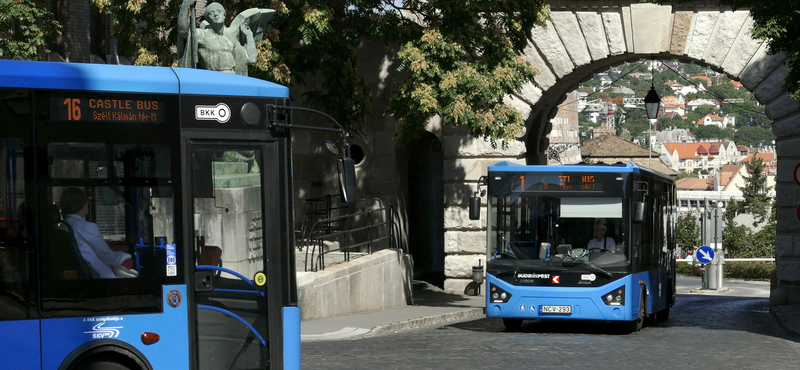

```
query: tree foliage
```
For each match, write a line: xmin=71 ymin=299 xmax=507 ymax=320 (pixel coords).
xmin=691 ymin=124 xmax=731 ymax=141
xmin=101 ymin=0 xmax=551 ymax=142
xmin=733 ymin=126 xmax=775 ymax=147
xmin=677 ymin=212 xmax=701 ymax=251
xmin=0 ymin=0 xmax=61 ymax=60
xmin=740 ymin=156 xmax=772 ymax=223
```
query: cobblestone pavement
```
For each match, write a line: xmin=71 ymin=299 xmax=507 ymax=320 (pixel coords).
xmin=302 ymin=282 xmax=799 ymax=370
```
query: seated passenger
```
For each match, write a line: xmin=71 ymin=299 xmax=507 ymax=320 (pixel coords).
xmin=60 ymin=188 xmax=133 ymax=279
xmin=587 ymin=223 xmax=615 ymax=253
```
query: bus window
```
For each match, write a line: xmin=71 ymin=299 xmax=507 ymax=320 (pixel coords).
xmin=48 ymin=143 xmax=107 ymax=179
xmin=44 ymin=186 xmax=175 ymax=280
xmin=113 ymin=144 xmax=171 ymax=178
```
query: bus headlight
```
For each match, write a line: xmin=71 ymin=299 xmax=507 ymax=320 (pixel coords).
xmin=602 ymin=286 xmax=625 ymax=306
xmin=490 ymin=284 xmax=512 ymax=303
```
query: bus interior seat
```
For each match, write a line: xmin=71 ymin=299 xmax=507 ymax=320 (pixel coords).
xmin=198 ymin=245 xmax=222 ymax=267
xmin=54 ymin=221 xmax=93 ymax=279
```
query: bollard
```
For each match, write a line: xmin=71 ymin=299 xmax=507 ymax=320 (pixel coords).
xmin=472 ymin=260 xmax=484 ymax=296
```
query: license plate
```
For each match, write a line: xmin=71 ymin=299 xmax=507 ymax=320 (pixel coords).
xmin=539 ymin=305 xmax=571 ymax=314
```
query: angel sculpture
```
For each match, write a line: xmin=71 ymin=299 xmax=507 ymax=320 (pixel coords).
xmin=178 ymin=0 xmax=275 ymax=76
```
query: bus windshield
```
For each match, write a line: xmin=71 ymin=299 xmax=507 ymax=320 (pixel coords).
xmin=489 ymin=192 xmax=630 ymax=273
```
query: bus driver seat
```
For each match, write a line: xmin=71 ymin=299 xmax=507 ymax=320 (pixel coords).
xmin=54 ymin=221 xmax=93 ymax=279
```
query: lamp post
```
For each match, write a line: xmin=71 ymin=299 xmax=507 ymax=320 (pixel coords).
xmin=644 ymin=85 xmax=661 ymax=169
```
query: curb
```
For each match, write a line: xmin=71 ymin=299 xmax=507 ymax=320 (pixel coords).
xmin=687 ymin=287 xmax=730 ymax=294
xmin=363 ymin=308 xmax=485 ymax=339
xmin=301 ymin=308 xmax=485 ymax=342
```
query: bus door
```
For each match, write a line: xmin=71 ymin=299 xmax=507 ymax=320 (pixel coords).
xmin=0 ymin=136 xmax=40 ymax=369
xmin=189 ymin=142 xmax=279 ymax=370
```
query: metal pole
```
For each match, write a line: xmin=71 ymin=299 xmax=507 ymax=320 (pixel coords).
xmin=649 ymin=119 xmax=652 ymax=168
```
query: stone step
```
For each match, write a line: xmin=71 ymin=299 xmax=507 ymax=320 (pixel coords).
xmin=213 ymin=161 xmax=249 ymax=175
xmin=213 ymin=173 xmax=260 ymax=188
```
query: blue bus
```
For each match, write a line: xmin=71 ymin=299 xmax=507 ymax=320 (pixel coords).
xmin=0 ymin=60 xmax=325 ymax=369
xmin=481 ymin=162 xmax=676 ymax=332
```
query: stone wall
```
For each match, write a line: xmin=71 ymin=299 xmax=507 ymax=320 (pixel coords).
xmin=437 ymin=2 xmax=800 ymax=304
xmin=441 ymin=126 xmax=526 ymax=292
xmin=297 ymin=249 xmax=413 ymax=320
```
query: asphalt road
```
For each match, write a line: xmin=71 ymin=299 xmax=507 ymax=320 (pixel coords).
xmin=302 ymin=278 xmax=798 ymax=370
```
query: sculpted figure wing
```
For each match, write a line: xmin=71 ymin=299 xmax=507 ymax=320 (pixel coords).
xmin=225 ymin=9 xmax=276 ymax=75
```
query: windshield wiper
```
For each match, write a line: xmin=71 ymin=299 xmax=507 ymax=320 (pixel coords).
xmin=562 ymin=259 xmax=612 ymax=278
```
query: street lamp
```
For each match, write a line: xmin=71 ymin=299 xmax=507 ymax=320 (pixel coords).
xmin=644 ymin=85 xmax=661 ymax=168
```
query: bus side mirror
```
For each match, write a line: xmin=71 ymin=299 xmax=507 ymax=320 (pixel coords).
xmin=338 ymin=157 xmax=357 ymax=204
xmin=633 ymin=201 xmax=646 ymax=223
xmin=469 ymin=194 xmax=481 ymax=220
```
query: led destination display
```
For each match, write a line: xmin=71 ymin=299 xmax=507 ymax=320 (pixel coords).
xmin=52 ymin=97 xmax=165 ymax=123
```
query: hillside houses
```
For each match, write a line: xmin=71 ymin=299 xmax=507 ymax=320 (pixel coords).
xmin=697 ymin=113 xmax=736 ymax=128
xmin=660 ymin=141 xmax=747 ymax=173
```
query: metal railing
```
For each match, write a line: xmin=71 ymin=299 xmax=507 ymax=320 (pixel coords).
xmin=303 ymin=205 xmax=399 ymax=271
xmin=297 ymin=194 xmax=349 ymax=251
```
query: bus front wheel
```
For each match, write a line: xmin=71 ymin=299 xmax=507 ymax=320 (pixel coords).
xmin=73 ymin=354 xmax=139 ymax=370
xmin=503 ymin=318 xmax=523 ymax=331
xmin=626 ymin=293 xmax=645 ymax=333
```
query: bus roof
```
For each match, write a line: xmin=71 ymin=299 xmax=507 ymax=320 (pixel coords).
xmin=488 ymin=161 xmax=672 ymax=179
xmin=0 ymin=60 xmax=289 ymax=98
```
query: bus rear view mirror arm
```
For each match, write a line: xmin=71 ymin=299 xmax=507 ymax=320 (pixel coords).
xmin=634 ymin=201 xmax=647 ymax=224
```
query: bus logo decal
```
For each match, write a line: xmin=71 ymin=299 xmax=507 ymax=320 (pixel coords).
xmin=84 ymin=322 xmax=122 ymax=339
xmin=551 ymin=276 xmax=560 ymax=284
xmin=167 ymin=290 xmax=182 ymax=308
xmin=580 ymin=274 xmax=596 ymax=282
xmin=195 ymin=103 xmax=231 ymax=123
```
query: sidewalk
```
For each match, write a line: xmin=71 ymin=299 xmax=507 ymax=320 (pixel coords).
xmin=301 ymin=280 xmax=485 ymax=342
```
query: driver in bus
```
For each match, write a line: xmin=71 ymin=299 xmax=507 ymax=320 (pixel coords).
xmin=60 ymin=188 xmax=135 ymax=279
xmin=587 ymin=222 xmax=615 ymax=253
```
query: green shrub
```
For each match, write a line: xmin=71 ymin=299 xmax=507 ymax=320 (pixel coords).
xmin=725 ymin=262 xmax=775 ymax=280
xmin=676 ymin=262 xmax=703 ymax=277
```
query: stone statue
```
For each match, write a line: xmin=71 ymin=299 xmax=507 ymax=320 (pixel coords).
xmin=178 ymin=0 xmax=275 ymax=76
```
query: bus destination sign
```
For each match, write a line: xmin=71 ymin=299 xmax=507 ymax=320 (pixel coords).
xmin=52 ymin=97 xmax=165 ymax=123
xmin=518 ymin=173 xmax=604 ymax=192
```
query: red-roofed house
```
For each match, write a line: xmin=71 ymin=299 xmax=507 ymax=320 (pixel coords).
xmin=722 ymin=153 xmax=777 ymax=192
xmin=676 ymin=177 xmax=712 ymax=191
xmin=737 ymin=146 xmax=749 ymax=156
xmin=730 ymin=80 xmax=743 ymax=89
xmin=698 ymin=113 xmax=736 ymax=128
xmin=691 ymin=76 xmax=712 ymax=86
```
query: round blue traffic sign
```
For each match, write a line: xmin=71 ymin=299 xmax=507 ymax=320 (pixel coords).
xmin=695 ymin=246 xmax=715 ymax=264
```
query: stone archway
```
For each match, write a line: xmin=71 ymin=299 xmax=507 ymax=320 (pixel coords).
xmin=441 ymin=1 xmax=800 ymax=304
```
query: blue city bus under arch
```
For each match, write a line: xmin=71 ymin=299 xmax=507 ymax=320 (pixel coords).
xmin=484 ymin=161 xmax=677 ymax=332
xmin=0 ymin=60 xmax=304 ymax=369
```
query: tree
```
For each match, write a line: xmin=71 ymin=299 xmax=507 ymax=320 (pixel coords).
xmin=0 ymin=0 xmax=61 ymax=60
xmin=722 ymin=203 xmax=750 ymax=258
xmin=740 ymin=156 xmax=772 ymax=223
xmin=675 ymin=171 xmax=698 ymax=180
xmin=677 ymin=212 xmax=701 ymax=252
xmin=102 ymin=0 xmax=550 ymax=144
xmin=733 ymin=126 xmax=775 ymax=147
xmin=691 ymin=124 xmax=730 ymax=141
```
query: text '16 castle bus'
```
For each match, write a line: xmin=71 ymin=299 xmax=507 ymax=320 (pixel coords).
xmin=481 ymin=161 xmax=676 ymax=332
xmin=0 ymin=59 xmax=351 ymax=369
